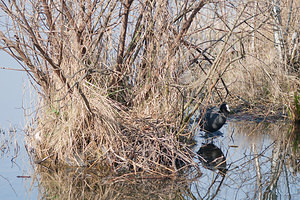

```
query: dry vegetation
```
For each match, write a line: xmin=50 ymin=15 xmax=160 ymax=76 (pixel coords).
xmin=0 ymin=0 xmax=299 ymax=174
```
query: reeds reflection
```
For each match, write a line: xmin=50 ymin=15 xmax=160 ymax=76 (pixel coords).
xmin=191 ymin=120 xmax=300 ymax=200
xmin=34 ymin=164 xmax=197 ymax=200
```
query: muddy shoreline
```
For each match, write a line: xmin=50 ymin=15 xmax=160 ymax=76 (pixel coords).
xmin=230 ymin=104 xmax=289 ymax=123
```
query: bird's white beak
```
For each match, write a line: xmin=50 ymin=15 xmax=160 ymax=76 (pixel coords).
xmin=226 ymin=104 xmax=230 ymax=112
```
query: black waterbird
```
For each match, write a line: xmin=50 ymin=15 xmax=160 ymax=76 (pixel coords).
xmin=199 ymin=103 xmax=230 ymax=133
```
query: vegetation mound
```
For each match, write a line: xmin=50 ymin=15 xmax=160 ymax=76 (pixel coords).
xmin=0 ymin=0 xmax=299 ymax=174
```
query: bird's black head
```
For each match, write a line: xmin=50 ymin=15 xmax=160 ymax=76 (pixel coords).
xmin=220 ymin=103 xmax=230 ymax=114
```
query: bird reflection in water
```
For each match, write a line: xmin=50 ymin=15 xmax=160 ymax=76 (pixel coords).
xmin=197 ymin=143 xmax=227 ymax=175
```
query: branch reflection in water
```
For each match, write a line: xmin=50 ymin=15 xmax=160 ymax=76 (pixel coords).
xmin=191 ymin=120 xmax=300 ymax=200
xmin=33 ymin=165 xmax=198 ymax=200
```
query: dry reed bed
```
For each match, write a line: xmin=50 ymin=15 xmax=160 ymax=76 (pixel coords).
xmin=28 ymin=81 xmax=196 ymax=174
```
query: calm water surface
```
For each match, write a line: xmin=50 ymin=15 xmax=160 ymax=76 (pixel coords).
xmin=0 ymin=50 xmax=39 ymax=200
xmin=191 ymin=120 xmax=300 ymax=200
xmin=0 ymin=129 xmax=38 ymax=200
xmin=1 ymin=118 xmax=300 ymax=199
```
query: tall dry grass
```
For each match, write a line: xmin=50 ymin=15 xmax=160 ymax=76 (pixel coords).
xmin=0 ymin=0 xmax=299 ymax=174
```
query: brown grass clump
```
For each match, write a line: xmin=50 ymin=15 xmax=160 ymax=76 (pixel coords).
xmin=33 ymin=102 xmax=195 ymax=174
xmin=28 ymin=84 xmax=195 ymax=173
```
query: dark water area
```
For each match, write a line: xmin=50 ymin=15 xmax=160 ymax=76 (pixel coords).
xmin=1 ymin=118 xmax=300 ymax=199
